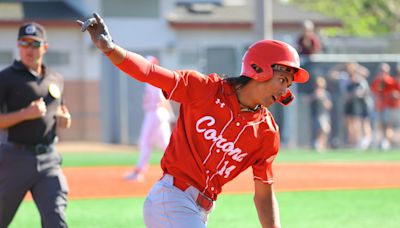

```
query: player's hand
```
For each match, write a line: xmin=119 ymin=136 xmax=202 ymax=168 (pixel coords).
xmin=23 ymin=98 xmax=47 ymax=120
xmin=77 ymin=13 xmax=115 ymax=53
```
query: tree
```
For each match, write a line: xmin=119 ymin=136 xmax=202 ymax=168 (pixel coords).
xmin=288 ymin=0 xmax=400 ymax=36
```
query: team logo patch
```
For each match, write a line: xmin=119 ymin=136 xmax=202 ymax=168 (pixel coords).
xmin=48 ymin=83 xmax=61 ymax=99
xmin=215 ymin=99 xmax=225 ymax=108
xmin=25 ymin=25 xmax=36 ymax=35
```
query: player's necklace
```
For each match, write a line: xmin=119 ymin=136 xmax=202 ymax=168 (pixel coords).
xmin=240 ymin=103 xmax=261 ymax=112
xmin=236 ymin=90 xmax=261 ymax=112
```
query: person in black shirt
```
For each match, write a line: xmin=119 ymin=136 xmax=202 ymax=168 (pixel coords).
xmin=0 ymin=22 xmax=71 ymax=228
xmin=310 ymin=76 xmax=332 ymax=151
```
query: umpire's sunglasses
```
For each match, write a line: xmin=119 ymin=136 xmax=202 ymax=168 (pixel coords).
xmin=18 ymin=40 xmax=45 ymax=48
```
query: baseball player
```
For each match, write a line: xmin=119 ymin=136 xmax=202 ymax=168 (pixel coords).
xmin=78 ymin=13 xmax=309 ymax=228
xmin=124 ymin=56 xmax=174 ymax=181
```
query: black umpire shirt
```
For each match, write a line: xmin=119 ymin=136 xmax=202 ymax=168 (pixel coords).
xmin=0 ymin=60 xmax=64 ymax=145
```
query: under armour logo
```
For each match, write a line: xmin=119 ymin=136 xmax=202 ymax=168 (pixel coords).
xmin=215 ymin=99 xmax=225 ymax=108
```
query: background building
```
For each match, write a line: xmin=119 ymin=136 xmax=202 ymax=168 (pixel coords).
xmin=4 ymin=0 xmax=398 ymax=148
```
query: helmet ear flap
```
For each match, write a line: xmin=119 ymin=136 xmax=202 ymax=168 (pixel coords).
xmin=277 ymin=89 xmax=295 ymax=106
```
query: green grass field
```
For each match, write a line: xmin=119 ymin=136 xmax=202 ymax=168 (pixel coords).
xmin=10 ymin=189 xmax=400 ymax=228
xmin=8 ymin=149 xmax=400 ymax=227
xmin=60 ymin=148 xmax=400 ymax=167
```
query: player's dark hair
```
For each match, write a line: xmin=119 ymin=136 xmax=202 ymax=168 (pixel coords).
xmin=224 ymin=75 xmax=252 ymax=90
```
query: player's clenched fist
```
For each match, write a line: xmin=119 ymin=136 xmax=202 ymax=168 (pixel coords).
xmin=76 ymin=13 xmax=115 ymax=54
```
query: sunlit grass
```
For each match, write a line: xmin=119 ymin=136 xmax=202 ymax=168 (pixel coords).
xmin=10 ymin=189 xmax=400 ymax=228
xmin=59 ymin=148 xmax=400 ymax=167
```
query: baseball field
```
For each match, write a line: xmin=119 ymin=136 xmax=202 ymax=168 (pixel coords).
xmin=9 ymin=143 xmax=400 ymax=228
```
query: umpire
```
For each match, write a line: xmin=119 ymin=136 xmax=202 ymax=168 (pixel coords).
xmin=0 ymin=22 xmax=71 ymax=227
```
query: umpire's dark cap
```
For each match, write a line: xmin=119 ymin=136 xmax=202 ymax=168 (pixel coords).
xmin=18 ymin=22 xmax=47 ymax=42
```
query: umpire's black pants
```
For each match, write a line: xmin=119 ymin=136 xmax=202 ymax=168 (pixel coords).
xmin=0 ymin=142 xmax=69 ymax=228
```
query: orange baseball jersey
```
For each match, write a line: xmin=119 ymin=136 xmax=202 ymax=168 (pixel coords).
xmin=117 ymin=52 xmax=280 ymax=200
xmin=371 ymin=73 xmax=398 ymax=110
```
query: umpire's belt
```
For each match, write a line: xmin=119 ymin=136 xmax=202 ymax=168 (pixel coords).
xmin=9 ymin=142 xmax=54 ymax=155
xmin=163 ymin=174 xmax=214 ymax=211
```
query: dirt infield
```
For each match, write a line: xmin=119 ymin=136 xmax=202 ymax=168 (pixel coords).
xmin=24 ymin=143 xmax=400 ymax=200
xmin=46 ymin=162 xmax=400 ymax=200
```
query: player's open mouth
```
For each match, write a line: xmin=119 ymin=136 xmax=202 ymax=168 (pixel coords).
xmin=272 ymin=95 xmax=277 ymax=101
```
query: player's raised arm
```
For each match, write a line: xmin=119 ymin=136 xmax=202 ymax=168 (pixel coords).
xmin=77 ymin=13 xmax=176 ymax=91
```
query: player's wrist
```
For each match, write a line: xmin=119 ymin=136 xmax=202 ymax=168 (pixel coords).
xmin=99 ymin=31 xmax=115 ymax=56
xmin=103 ymin=48 xmax=114 ymax=56
xmin=102 ymin=42 xmax=116 ymax=56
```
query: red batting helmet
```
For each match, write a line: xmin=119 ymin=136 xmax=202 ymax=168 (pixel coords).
xmin=240 ymin=39 xmax=309 ymax=83
xmin=146 ymin=55 xmax=159 ymax=65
